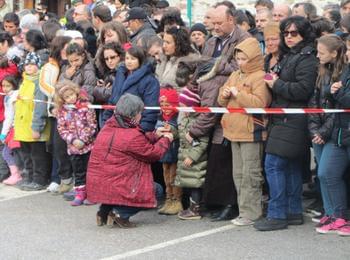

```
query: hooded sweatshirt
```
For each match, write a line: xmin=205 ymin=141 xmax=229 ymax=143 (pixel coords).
xmin=217 ymin=37 xmax=272 ymax=142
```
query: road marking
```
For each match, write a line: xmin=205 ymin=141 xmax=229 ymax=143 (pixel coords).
xmin=101 ymin=224 xmax=236 ymax=260
xmin=0 ymin=184 xmax=46 ymax=202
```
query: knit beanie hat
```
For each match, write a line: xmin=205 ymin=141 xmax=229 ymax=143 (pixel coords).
xmin=159 ymin=87 xmax=179 ymax=106
xmin=190 ymin=23 xmax=208 ymax=35
xmin=263 ymin=22 xmax=280 ymax=38
xmin=179 ymin=87 xmax=200 ymax=107
xmin=24 ymin=52 xmax=42 ymax=68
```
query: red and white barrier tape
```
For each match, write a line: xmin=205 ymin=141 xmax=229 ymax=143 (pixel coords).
xmin=3 ymin=94 xmax=350 ymax=114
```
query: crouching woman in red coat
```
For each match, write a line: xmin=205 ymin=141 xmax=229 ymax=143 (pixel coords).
xmin=86 ymin=93 xmax=173 ymax=228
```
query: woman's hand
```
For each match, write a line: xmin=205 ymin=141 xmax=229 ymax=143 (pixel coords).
xmin=331 ymin=81 xmax=342 ymax=94
xmin=163 ymin=133 xmax=174 ymax=142
xmin=183 ymin=157 xmax=193 ymax=168
xmin=264 ymin=73 xmax=278 ymax=88
xmin=96 ymin=79 xmax=104 ymax=87
xmin=312 ymin=134 xmax=325 ymax=145
xmin=222 ymin=86 xmax=231 ymax=98
xmin=32 ymin=131 xmax=41 ymax=139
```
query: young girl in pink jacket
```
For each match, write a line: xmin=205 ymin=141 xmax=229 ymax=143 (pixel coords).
xmin=55 ymin=80 xmax=97 ymax=206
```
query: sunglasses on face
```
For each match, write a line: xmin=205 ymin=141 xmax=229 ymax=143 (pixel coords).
xmin=283 ymin=30 xmax=299 ymax=37
xmin=104 ymin=55 xmax=118 ymax=61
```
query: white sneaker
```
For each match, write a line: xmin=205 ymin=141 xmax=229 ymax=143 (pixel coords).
xmin=47 ymin=182 xmax=60 ymax=193
xmin=232 ymin=216 xmax=254 ymax=226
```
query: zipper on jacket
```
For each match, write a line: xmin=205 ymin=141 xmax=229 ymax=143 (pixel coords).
xmin=104 ymin=131 xmax=116 ymax=160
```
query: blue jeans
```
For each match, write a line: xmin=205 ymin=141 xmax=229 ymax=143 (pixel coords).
xmin=113 ymin=182 xmax=164 ymax=220
xmin=265 ymin=153 xmax=303 ymax=219
xmin=316 ymin=142 xmax=349 ymax=217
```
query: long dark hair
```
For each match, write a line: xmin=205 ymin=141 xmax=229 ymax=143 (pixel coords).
xmin=279 ymin=16 xmax=316 ymax=58
xmin=98 ymin=42 xmax=125 ymax=75
xmin=164 ymin=26 xmax=195 ymax=57
xmin=49 ymin=36 xmax=72 ymax=65
xmin=25 ymin=29 xmax=48 ymax=51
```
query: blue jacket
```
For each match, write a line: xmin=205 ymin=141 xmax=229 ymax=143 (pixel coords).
xmin=103 ymin=62 xmax=160 ymax=132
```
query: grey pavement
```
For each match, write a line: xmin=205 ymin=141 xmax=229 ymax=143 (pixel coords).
xmin=0 ymin=187 xmax=349 ymax=260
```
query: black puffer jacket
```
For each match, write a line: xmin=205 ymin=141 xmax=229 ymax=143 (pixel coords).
xmin=265 ymin=44 xmax=318 ymax=158
xmin=329 ymin=65 xmax=350 ymax=146
xmin=308 ymin=74 xmax=335 ymax=141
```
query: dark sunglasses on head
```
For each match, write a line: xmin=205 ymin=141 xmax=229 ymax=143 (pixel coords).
xmin=283 ymin=30 xmax=299 ymax=37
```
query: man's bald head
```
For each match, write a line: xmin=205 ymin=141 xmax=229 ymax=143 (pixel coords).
xmin=212 ymin=5 xmax=236 ymax=37
xmin=273 ymin=3 xmax=292 ymax=22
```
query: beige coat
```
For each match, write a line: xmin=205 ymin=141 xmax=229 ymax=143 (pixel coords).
xmin=218 ymin=38 xmax=272 ymax=142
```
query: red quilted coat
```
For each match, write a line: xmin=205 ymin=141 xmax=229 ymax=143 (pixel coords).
xmin=86 ymin=116 xmax=170 ymax=208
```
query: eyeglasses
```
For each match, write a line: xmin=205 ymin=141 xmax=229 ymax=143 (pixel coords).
xmin=283 ymin=30 xmax=299 ymax=37
xmin=104 ymin=55 xmax=118 ymax=61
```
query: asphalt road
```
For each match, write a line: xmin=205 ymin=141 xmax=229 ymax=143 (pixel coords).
xmin=0 ymin=184 xmax=349 ymax=260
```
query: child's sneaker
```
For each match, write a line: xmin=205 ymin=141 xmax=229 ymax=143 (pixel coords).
xmin=47 ymin=182 xmax=60 ymax=193
xmin=63 ymin=190 xmax=76 ymax=201
xmin=58 ymin=182 xmax=73 ymax=194
xmin=316 ymin=218 xmax=346 ymax=234
xmin=337 ymin=222 xmax=350 ymax=236
xmin=71 ymin=186 xmax=87 ymax=206
xmin=231 ymin=216 xmax=254 ymax=226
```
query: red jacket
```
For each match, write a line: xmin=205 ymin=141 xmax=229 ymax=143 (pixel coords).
xmin=86 ymin=116 xmax=170 ymax=208
xmin=0 ymin=62 xmax=18 ymax=122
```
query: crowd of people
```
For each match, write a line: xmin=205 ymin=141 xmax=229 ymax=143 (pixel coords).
xmin=1 ymin=0 xmax=350 ymax=234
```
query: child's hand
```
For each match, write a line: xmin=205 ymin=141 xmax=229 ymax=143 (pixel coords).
xmin=230 ymin=86 xmax=238 ymax=97
xmin=222 ymin=86 xmax=231 ymax=98
xmin=66 ymin=66 xmax=77 ymax=78
xmin=183 ymin=157 xmax=193 ymax=168
xmin=73 ymin=139 xmax=84 ymax=149
xmin=32 ymin=131 xmax=41 ymax=139
xmin=185 ymin=132 xmax=193 ymax=144
xmin=156 ymin=127 xmax=167 ymax=138
xmin=331 ymin=81 xmax=342 ymax=94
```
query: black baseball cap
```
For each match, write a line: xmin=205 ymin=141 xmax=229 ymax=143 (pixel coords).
xmin=156 ymin=0 xmax=169 ymax=9
xmin=124 ymin=7 xmax=147 ymax=22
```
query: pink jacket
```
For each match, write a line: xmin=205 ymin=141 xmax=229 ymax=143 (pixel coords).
xmin=57 ymin=101 xmax=97 ymax=155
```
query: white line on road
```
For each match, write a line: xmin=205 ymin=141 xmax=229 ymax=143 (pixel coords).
xmin=101 ymin=224 xmax=236 ymax=260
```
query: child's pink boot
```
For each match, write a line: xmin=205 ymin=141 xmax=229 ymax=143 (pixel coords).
xmin=71 ymin=186 xmax=87 ymax=206
xmin=3 ymin=166 xmax=22 ymax=185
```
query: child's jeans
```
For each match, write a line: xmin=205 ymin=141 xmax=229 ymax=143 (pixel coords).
xmin=2 ymin=145 xmax=16 ymax=166
xmin=70 ymin=152 xmax=90 ymax=187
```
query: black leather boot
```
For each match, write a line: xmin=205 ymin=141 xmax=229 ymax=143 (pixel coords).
xmin=211 ymin=205 xmax=238 ymax=222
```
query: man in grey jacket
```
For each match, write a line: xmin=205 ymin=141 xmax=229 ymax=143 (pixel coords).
xmin=125 ymin=7 xmax=156 ymax=45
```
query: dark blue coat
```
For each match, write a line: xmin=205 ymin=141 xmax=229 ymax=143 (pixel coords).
xmin=103 ymin=62 xmax=160 ymax=132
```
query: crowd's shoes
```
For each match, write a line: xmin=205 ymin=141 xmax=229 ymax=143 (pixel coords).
xmin=19 ymin=182 xmax=47 ymax=191
xmin=158 ymin=199 xmax=183 ymax=215
xmin=287 ymin=214 xmax=304 ymax=225
xmin=2 ymin=166 xmax=22 ymax=185
xmin=316 ymin=218 xmax=347 ymax=234
xmin=338 ymin=222 xmax=350 ymax=236
xmin=254 ymin=217 xmax=288 ymax=231
xmin=56 ymin=182 xmax=74 ymax=195
xmin=305 ymin=199 xmax=323 ymax=217
xmin=178 ymin=198 xmax=201 ymax=220
xmin=106 ymin=211 xmax=136 ymax=228
xmin=46 ymin=182 xmax=60 ymax=193
xmin=71 ymin=186 xmax=87 ymax=206
xmin=63 ymin=190 xmax=75 ymax=201
xmin=96 ymin=210 xmax=109 ymax=226
xmin=314 ymin=215 xmax=332 ymax=227
xmin=210 ymin=205 xmax=238 ymax=222
xmin=158 ymin=198 xmax=172 ymax=214
xmin=231 ymin=216 xmax=254 ymax=226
